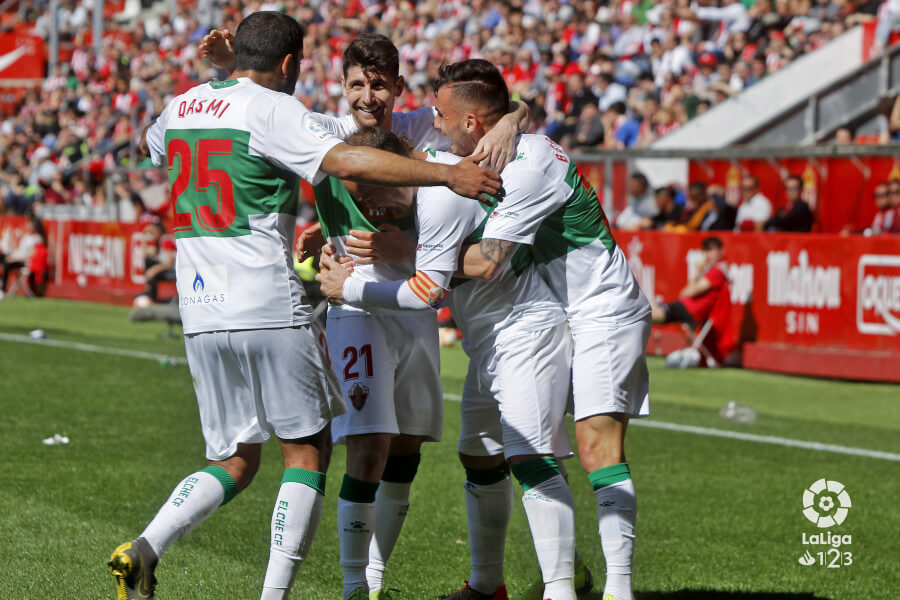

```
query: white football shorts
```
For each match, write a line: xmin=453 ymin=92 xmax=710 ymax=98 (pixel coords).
xmin=184 ymin=325 xmax=346 ymax=461
xmin=570 ymin=313 xmax=651 ymax=421
xmin=328 ymin=311 xmax=442 ymax=444
xmin=458 ymin=323 xmax=574 ymax=459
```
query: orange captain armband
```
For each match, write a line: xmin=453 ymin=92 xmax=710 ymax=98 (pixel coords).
xmin=406 ymin=271 xmax=450 ymax=308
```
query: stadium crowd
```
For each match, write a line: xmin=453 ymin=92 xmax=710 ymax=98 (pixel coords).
xmin=2 ymin=0 xmax=900 ymax=220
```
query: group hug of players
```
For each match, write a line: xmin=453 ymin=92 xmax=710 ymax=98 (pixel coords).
xmin=107 ymin=11 xmax=651 ymax=600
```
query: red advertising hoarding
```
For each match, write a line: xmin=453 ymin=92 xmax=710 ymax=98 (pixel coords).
xmin=0 ymin=33 xmax=45 ymax=85
xmin=2 ymin=217 xmax=897 ymax=381
xmin=616 ymin=230 xmax=900 ymax=381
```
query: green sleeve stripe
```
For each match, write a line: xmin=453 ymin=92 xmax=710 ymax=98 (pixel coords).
xmin=510 ymin=457 xmax=561 ymax=491
xmin=201 ymin=465 xmax=238 ymax=505
xmin=588 ymin=462 xmax=631 ymax=490
xmin=282 ymin=468 xmax=326 ymax=494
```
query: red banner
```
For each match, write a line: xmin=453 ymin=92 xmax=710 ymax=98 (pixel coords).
xmin=3 ymin=217 xmax=897 ymax=381
xmin=616 ymin=230 xmax=900 ymax=381
xmin=0 ymin=33 xmax=45 ymax=84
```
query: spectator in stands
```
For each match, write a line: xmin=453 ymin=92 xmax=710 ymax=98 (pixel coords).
xmin=137 ymin=221 xmax=176 ymax=303
xmin=863 ymin=182 xmax=897 ymax=234
xmin=0 ymin=215 xmax=45 ymax=298
xmin=646 ymin=186 xmax=684 ymax=229
xmin=650 ymin=236 xmax=735 ymax=365
xmin=616 ymin=172 xmax=659 ymax=230
xmin=666 ymin=180 xmax=706 ymax=231
xmin=834 ymin=127 xmax=855 ymax=144
xmin=571 ymin=104 xmax=605 ymax=151
xmin=765 ymin=175 xmax=814 ymax=232
xmin=735 ymin=175 xmax=773 ymax=231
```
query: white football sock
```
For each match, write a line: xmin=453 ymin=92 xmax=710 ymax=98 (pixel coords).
xmin=141 ymin=468 xmax=231 ymax=558
xmin=338 ymin=498 xmax=376 ymax=598
xmin=260 ymin=475 xmax=325 ymax=599
xmin=365 ymin=481 xmax=411 ymax=592
xmin=521 ymin=474 xmax=576 ymax=600
xmin=594 ymin=478 xmax=636 ymax=600
xmin=464 ymin=476 xmax=514 ymax=595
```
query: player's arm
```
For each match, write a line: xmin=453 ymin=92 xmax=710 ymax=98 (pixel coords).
xmin=679 ymin=276 xmax=713 ymax=298
xmin=320 ymin=144 xmax=500 ymax=200
xmin=344 ymin=224 xmax=416 ymax=264
xmin=317 ymin=255 xmax=449 ymax=310
xmin=457 ymin=238 xmax=520 ymax=281
xmin=142 ymin=107 xmax=169 ymax=166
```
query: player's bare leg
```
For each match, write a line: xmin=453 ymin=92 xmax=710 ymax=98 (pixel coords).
xmin=575 ymin=414 xmax=635 ymax=600
xmin=446 ymin=453 xmax=513 ymax=600
xmin=261 ymin=427 xmax=333 ymax=600
xmin=340 ymin=433 xmax=392 ymax=599
xmin=366 ymin=434 xmax=426 ymax=597
xmin=110 ymin=443 xmax=260 ymax=599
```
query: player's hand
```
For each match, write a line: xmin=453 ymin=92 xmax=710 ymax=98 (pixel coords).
xmin=297 ymin=222 xmax=325 ymax=262
xmin=345 ymin=224 xmax=415 ymax=264
xmin=316 ymin=253 xmax=353 ymax=304
xmin=473 ymin=115 xmax=517 ymax=173
xmin=199 ymin=29 xmax=236 ymax=70
xmin=449 ymin=155 xmax=504 ymax=204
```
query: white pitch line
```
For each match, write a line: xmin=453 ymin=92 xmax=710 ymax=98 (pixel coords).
xmin=443 ymin=393 xmax=900 ymax=462
xmin=0 ymin=332 xmax=187 ymax=365
xmin=2 ymin=331 xmax=896 ymax=462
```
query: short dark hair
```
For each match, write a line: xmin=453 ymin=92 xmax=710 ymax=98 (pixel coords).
xmin=689 ymin=181 xmax=708 ymax=193
xmin=786 ymin=175 xmax=803 ymax=188
xmin=343 ymin=33 xmax=400 ymax=80
xmin=345 ymin=126 xmax=411 ymax=157
xmin=434 ymin=59 xmax=509 ymax=126
xmin=233 ymin=12 xmax=304 ymax=73
xmin=630 ymin=172 xmax=649 ymax=188
xmin=701 ymin=236 xmax=723 ymax=250
xmin=655 ymin=186 xmax=674 ymax=200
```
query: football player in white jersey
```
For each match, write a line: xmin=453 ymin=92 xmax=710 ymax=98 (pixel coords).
xmin=199 ymin=32 xmax=528 ymax=600
xmin=107 ymin=13 xmax=502 ymax=600
xmin=445 ymin=62 xmax=651 ymax=600
xmin=316 ymin=118 xmax=580 ymax=600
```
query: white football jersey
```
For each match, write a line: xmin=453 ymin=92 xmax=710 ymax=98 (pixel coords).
xmin=416 ymin=151 xmax=566 ymax=358
xmin=145 ymin=78 xmax=342 ymax=334
xmin=482 ymin=135 xmax=650 ymax=325
xmin=310 ymin=107 xmax=450 ymax=152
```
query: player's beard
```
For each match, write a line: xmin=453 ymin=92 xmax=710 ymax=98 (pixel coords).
xmin=279 ymin=72 xmax=299 ymax=95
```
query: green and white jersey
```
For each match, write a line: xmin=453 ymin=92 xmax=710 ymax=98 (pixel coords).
xmin=145 ymin=78 xmax=343 ymax=334
xmin=416 ymin=151 xmax=566 ymax=359
xmin=484 ymin=135 xmax=650 ymax=325
xmin=310 ymin=108 xmax=450 ymax=152
xmin=314 ymin=177 xmax=416 ymax=318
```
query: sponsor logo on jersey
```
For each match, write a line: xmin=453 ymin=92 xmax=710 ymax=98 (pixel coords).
xmin=305 ymin=118 xmax=332 ymax=140
xmin=416 ymin=242 xmax=444 ymax=252
xmin=178 ymin=265 xmax=227 ymax=307
xmin=348 ymin=382 xmax=369 ymax=410
xmin=857 ymin=254 xmax=900 ymax=335
xmin=488 ymin=210 xmax=520 ymax=220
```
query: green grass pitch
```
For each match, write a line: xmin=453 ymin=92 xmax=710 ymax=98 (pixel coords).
xmin=0 ymin=298 xmax=897 ymax=599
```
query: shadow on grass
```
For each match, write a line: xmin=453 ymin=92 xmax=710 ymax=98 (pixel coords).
xmin=631 ymin=592 xmax=833 ymax=600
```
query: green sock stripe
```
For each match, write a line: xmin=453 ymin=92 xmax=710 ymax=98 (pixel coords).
xmin=382 ymin=453 xmax=421 ymax=484
xmin=282 ymin=468 xmax=326 ymax=495
xmin=201 ymin=465 xmax=237 ymax=505
xmin=588 ymin=463 xmax=631 ymax=491
xmin=338 ymin=474 xmax=379 ymax=503
xmin=464 ymin=463 xmax=510 ymax=486
xmin=510 ymin=457 xmax=561 ymax=492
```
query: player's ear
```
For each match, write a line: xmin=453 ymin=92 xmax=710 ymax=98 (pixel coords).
xmin=280 ymin=53 xmax=296 ymax=80
xmin=464 ymin=113 xmax=478 ymax=133
xmin=393 ymin=75 xmax=405 ymax=97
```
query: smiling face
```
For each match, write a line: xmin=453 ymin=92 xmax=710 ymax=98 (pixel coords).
xmin=342 ymin=65 xmax=404 ymax=129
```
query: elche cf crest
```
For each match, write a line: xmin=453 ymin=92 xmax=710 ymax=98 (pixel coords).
xmin=348 ymin=382 xmax=369 ymax=411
